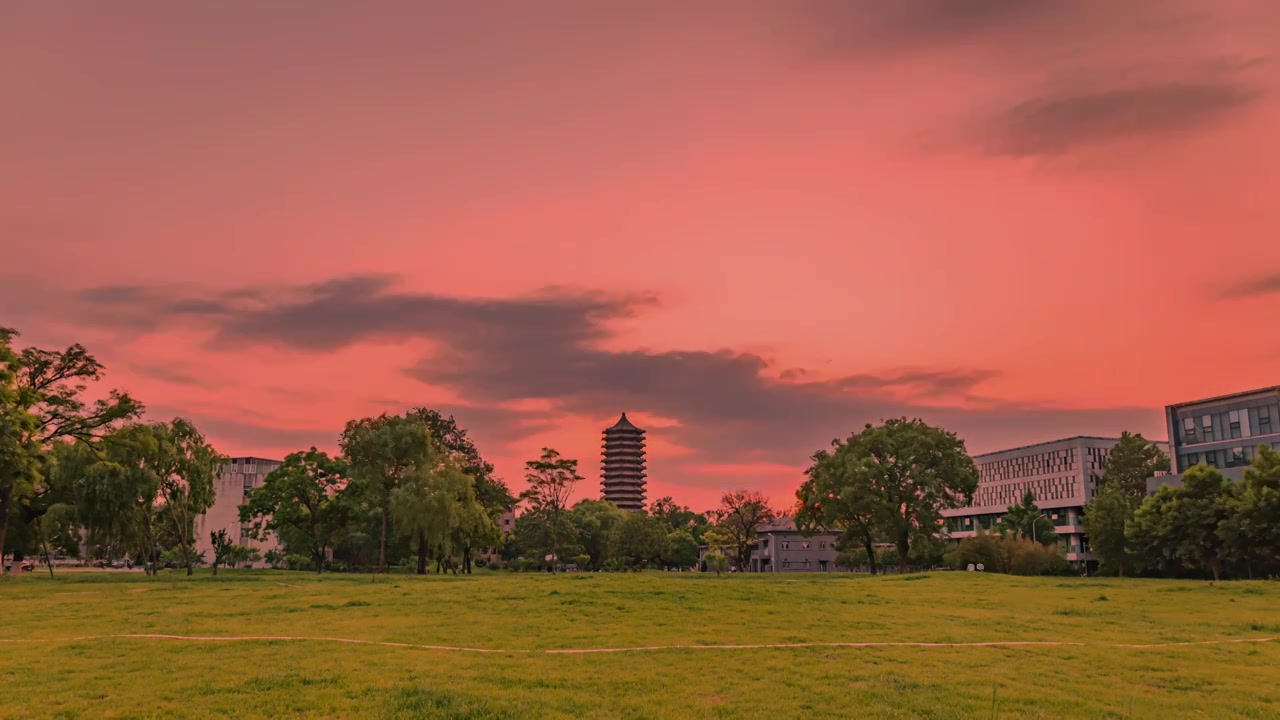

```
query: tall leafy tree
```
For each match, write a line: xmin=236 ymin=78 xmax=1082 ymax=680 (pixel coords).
xmin=701 ymin=525 xmax=734 ymax=575
xmin=519 ymin=448 xmax=582 ymax=574
xmin=81 ymin=424 xmax=166 ymax=572
xmin=0 ymin=328 xmax=140 ymax=573
xmin=614 ymin=511 xmax=665 ymax=569
xmin=826 ymin=419 xmax=978 ymax=572
xmin=664 ymin=529 xmax=700 ymax=569
xmin=240 ymin=448 xmax=351 ymax=573
xmin=391 ymin=456 xmax=465 ymax=575
xmin=1083 ymin=484 xmax=1138 ymax=576
xmin=709 ymin=490 xmax=776 ymax=572
xmin=1001 ymin=490 xmax=1056 ymax=545
xmin=1100 ymin=431 xmax=1170 ymax=501
xmin=649 ymin=495 xmax=709 ymax=541
xmin=569 ymin=499 xmax=626 ymax=571
xmin=151 ymin=419 xmax=224 ymax=576
xmin=407 ymin=410 xmax=513 ymax=574
xmin=1130 ymin=464 xmax=1238 ymax=580
xmin=1219 ymin=445 xmax=1280 ymax=578
xmin=341 ymin=414 xmax=433 ymax=573
xmin=797 ymin=444 xmax=883 ymax=575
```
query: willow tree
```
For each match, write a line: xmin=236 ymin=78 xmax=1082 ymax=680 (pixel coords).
xmin=1 ymin=328 xmax=140 ymax=574
xmin=341 ymin=414 xmax=433 ymax=573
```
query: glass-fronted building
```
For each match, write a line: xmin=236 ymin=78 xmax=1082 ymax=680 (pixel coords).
xmin=1151 ymin=386 xmax=1280 ymax=491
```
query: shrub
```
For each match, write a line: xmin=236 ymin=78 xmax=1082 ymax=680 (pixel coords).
xmin=474 ymin=558 xmax=488 ymax=569
xmin=947 ymin=532 xmax=1074 ymax=576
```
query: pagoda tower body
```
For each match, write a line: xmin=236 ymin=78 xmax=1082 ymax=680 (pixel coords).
xmin=601 ymin=413 xmax=647 ymax=511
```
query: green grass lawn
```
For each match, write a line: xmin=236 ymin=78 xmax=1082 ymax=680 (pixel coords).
xmin=2 ymin=570 xmax=1279 ymax=719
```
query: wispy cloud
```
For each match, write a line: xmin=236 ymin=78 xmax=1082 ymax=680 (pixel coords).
xmin=1219 ymin=273 xmax=1280 ymax=300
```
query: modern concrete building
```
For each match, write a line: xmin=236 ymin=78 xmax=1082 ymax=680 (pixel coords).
xmin=601 ymin=413 xmax=647 ymax=511
xmin=1150 ymin=386 xmax=1280 ymax=492
xmin=942 ymin=436 xmax=1166 ymax=564
xmin=194 ymin=456 xmax=283 ymax=567
xmin=748 ymin=517 xmax=840 ymax=572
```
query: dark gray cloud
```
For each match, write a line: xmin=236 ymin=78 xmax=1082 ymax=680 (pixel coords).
xmin=1219 ymin=273 xmax=1280 ymax=300
xmin=145 ymin=405 xmax=335 ymax=456
xmin=133 ymin=363 xmax=205 ymax=387
xmin=988 ymin=81 xmax=1261 ymax=156
xmin=49 ymin=275 xmax=1164 ymax=471
xmin=793 ymin=0 xmax=1064 ymax=57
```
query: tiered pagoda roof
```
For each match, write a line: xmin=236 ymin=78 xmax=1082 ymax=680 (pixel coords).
xmin=601 ymin=412 xmax=646 ymax=511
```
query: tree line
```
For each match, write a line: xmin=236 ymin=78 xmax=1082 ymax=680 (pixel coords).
xmin=1085 ymin=435 xmax=1280 ymax=580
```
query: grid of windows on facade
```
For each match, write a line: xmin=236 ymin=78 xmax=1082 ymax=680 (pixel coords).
xmin=1179 ymin=404 xmax=1278 ymax=446
xmin=945 ymin=509 xmax=1077 ymax=533
xmin=973 ymin=475 xmax=1079 ymax=507
xmin=1085 ymin=446 xmax=1111 ymax=471
xmin=1181 ymin=441 xmax=1280 ymax=471
xmin=977 ymin=448 xmax=1077 ymax=483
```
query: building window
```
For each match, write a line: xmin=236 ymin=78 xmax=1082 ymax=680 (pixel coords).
xmin=782 ymin=542 xmax=789 ymax=550
xmin=762 ymin=538 xmax=769 ymax=550
xmin=801 ymin=541 xmax=810 ymax=550
xmin=1229 ymin=410 xmax=1242 ymax=439
xmin=1185 ymin=453 xmax=1200 ymax=467
xmin=1260 ymin=408 xmax=1274 ymax=435
xmin=819 ymin=542 xmax=826 ymax=550
xmin=1201 ymin=415 xmax=1215 ymax=442
xmin=239 ymin=528 xmax=251 ymax=543
xmin=1229 ymin=447 xmax=1247 ymax=467
xmin=1183 ymin=418 xmax=1196 ymax=442
xmin=1205 ymin=450 xmax=1219 ymax=468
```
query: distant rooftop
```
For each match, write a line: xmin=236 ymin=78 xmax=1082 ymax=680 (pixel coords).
xmin=1167 ymin=386 xmax=1280 ymax=409
xmin=970 ymin=436 xmax=1126 ymax=460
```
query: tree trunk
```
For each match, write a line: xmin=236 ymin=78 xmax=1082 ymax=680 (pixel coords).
xmin=315 ymin=548 xmax=325 ymax=574
xmin=896 ymin=531 xmax=910 ymax=574
xmin=463 ymin=547 xmax=472 ymax=574
xmin=378 ymin=504 xmax=389 ymax=574
xmin=416 ymin=530 xmax=428 ymax=575
xmin=863 ymin=533 xmax=878 ymax=576
xmin=1209 ymin=557 xmax=1221 ymax=582
xmin=212 ymin=561 xmax=219 ymax=577
xmin=182 ymin=543 xmax=193 ymax=576
xmin=35 ymin=516 xmax=55 ymax=579
xmin=0 ymin=487 xmax=11 ymax=576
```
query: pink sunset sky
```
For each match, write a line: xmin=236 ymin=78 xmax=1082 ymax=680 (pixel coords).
xmin=3 ymin=1 xmax=1279 ymax=511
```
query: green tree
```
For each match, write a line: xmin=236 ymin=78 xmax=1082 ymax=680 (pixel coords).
xmin=1001 ymin=490 xmax=1056 ymax=545
xmin=701 ymin=525 xmax=735 ymax=575
xmin=665 ymin=529 xmax=699 ymax=569
xmin=76 ymin=426 xmax=161 ymax=570
xmin=519 ymin=448 xmax=582 ymax=574
xmin=1083 ymin=484 xmax=1137 ymax=576
xmin=341 ymin=414 xmax=433 ymax=574
xmin=615 ymin=511 xmax=665 ymax=569
xmin=709 ymin=490 xmax=776 ymax=572
xmin=797 ymin=444 xmax=883 ymax=575
xmin=569 ymin=499 xmax=626 ymax=571
xmin=1 ymin=328 xmax=141 ymax=574
xmin=1100 ymin=431 xmax=1170 ymax=501
xmin=391 ymin=455 xmax=455 ymax=575
xmin=407 ymin=408 xmax=514 ymax=572
xmin=150 ymin=419 xmax=224 ymax=576
xmin=805 ymin=419 xmax=978 ymax=573
xmin=1130 ymin=464 xmax=1238 ymax=580
xmin=240 ymin=448 xmax=351 ymax=574
xmin=210 ymin=529 xmax=233 ymax=576
xmin=649 ymin=496 xmax=710 ymax=541
xmin=1219 ymin=445 xmax=1280 ymax=578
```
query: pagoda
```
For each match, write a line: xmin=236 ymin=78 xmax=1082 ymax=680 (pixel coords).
xmin=601 ymin=413 xmax=647 ymax=511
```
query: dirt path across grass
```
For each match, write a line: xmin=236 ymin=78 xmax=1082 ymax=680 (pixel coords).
xmin=2 ymin=634 xmax=1275 ymax=654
